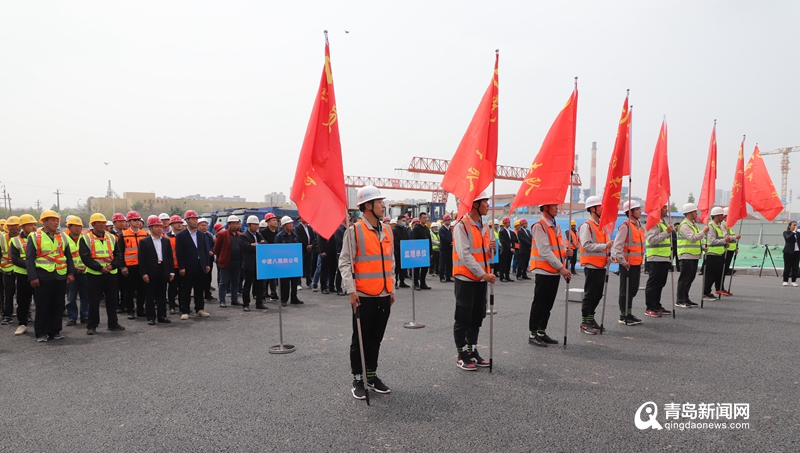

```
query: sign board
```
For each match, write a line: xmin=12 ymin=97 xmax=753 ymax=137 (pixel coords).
xmin=400 ymin=239 xmax=430 ymax=269
xmin=256 ymin=243 xmax=303 ymax=279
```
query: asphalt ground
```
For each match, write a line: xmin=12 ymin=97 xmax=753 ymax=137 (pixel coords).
xmin=0 ymin=269 xmax=798 ymax=452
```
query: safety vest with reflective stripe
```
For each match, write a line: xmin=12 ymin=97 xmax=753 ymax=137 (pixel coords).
xmin=726 ymin=224 xmax=737 ymax=251
xmin=514 ymin=229 xmax=520 ymax=250
xmin=645 ymin=222 xmax=672 ymax=258
xmin=10 ymin=235 xmax=28 ymax=275
xmin=431 ymin=230 xmax=440 ymax=252
xmin=352 ymin=219 xmax=394 ymax=296
xmin=0 ymin=232 xmax=14 ymax=273
xmin=167 ymin=232 xmax=179 ymax=269
xmin=63 ymin=233 xmax=83 ymax=268
xmin=122 ymin=229 xmax=147 ymax=266
xmin=707 ymin=222 xmax=725 ymax=256
xmin=31 ymin=231 xmax=68 ymax=275
xmin=677 ymin=219 xmax=702 ymax=257
xmin=530 ymin=218 xmax=565 ymax=274
xmin=81 ymin=231 xmax=118 ymax=275
xmin=620 ymin=220 xmax=645 ymax=266
xmin=566 ymin=229 xmax=579 ymax=250
xmin=452 ymin=215 xmax=491 ymax=281
xmin=579 ymin=219 xmax=608 ymax=268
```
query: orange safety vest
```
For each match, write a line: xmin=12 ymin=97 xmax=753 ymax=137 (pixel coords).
xmin=514 ymin=228 xmax=520 ymax=250
xmin=579 ymin=219 xmax=609 ymax=268
xmin=621 ymin=220 xmax=645 ymax=266
xmin=351 ymin=219 xmax=394 ymax=296
xmin=566 ymin=229 xmax=579 ymax=250
xmin=167 ymin=233 xmax=178 ymax=269
xmin=452 ymin=215 xmax=491 ymax=281
xmin=530 ymin=217 xmax=566 ymax=274
xmin=122 ymin=228 xmax=147 ymax=266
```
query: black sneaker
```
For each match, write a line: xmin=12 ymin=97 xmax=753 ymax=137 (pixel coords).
xmin=457 ymin=353 xmax=478 ymax=370
xmin=50 ymin=333 xmax=65 ymax=340
xmin=580 ymin=322 xmax=597 ymax=335
xmin=528 ymin=334 xmax=548 ymax=347
xmin=0 ymin=317 xmax=12 ymax=325
xmin=676 ymin=301 xmax=690 ymax=308
xmin=270 ymin=294 xmax=279 ymax=301
xmin=656 ymin=307 xmax=672 ymax=314
xmin=686 ymin=300 xmax=699 ymax=307
xmin=351 ymin=380 xmax=367 ymax=400
xmin=627 ymin=314 xmax=643 ymax=325
xmin=702 ymin=294 xmax=716 ymax=301
xmin=470 ymin=351 xmax=490 ymax=367
xmin=539 ymin=333 xmax=558 ymax=344
xmin=367 ymin=377 xmax=391 ymax=393
xmin=589 ymin=319 xmax=605 ymax=333
xmin=619 ymin=316 xmax=634 ymax=326
xmin=36 ymin=336 xmax=48 ymax=342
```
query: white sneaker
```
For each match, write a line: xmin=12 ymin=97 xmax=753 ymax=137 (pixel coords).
xmin=196 ymin=310 xmax=210 ymax=317
xmin=180 ymin=314 xmax=189 ymax=320
xmin=14 ymin=325 xmax=27 ymax=335
xmin=793 ymin=282 xmax=799 ymax=287
xmin=297 ymin=285 xmax=303 ymax=291
xmin=783 ymin=282 xmax=789 ymax=286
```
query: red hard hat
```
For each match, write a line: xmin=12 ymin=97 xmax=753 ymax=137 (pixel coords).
xmin=146 ymin=215 xmax=160 ymax=227
xmin=502 ymin=216 xmax=511 ymax=223
xmin=383 ymin=217 xmax=390 ymax=222
xmin=264 ymin=213 xmax=276 ymax=221
xmin=404 ymin=214 xmax=410 ymax=219
xmin=127 ymin=211 xmax=142 ymax=221
xmin=442 ymin=214 xmax=452 ymax=221
xmin=184 ymin=210 xmax=199 ymax=220
xmin=112 ymin=213 xmax=126 ymax=222
xmin=213 ymin=223 xmax=223 ymax=232
xmin=412 ymin=217 xmax=419 ymax=223
xmin=169 ymin=215 xmax=182 ymax=224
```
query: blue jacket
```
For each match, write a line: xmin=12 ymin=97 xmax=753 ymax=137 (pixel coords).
xmin=275 ymin=228 xmax=299 ymax=244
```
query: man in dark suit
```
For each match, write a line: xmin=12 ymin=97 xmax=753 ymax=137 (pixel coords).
xmin=437 ymin=214 xmax=454 ymax=282
xmin=412 ymin=212 xmax=432 ymax=290
xmin=516 ymin=219 xmax=532 ymax=280
xmin=275 ymin=216 xmax=303 ymax=306
xmin=392 ymin=216 xmax=410 ymax=288
xmin=240 ymin=215 xmax=267 ymax=311
xmin=138 ymin=216 xmax=174 ymax=325
xmin=498 ymin=217 xmax=516 ymax=282
xmin=294 ymin=217 xmax=316 ymax=289
xmin=175 ymin=210 xmax=210 ymax=320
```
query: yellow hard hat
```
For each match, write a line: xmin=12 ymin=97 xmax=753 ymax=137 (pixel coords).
xmin=5 ymin=216 xmax=20 ymax=226
xmin=39 ymin=209 xmax=60 ymax=223
xmin=66 ymin=216 xmax=84 ymax=227
xmin=513 ymin=220 xmax=520 ymax=227
xmin=0 ymin=219 xmax=5 ymax=227
xmin=570 ymin=220 xmax=577 ymax=225
xmin=19 ymin=214 xmax=37 ymax=226
xmin=89 ymin=213 xmax=107 ymax=224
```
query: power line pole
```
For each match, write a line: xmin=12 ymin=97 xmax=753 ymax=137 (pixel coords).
xmin=35 ymin=200 xmax=42 ymax=211
xmin=1 ymin=185 xmax=8 ymax=211
xmin=54 ymin=189 xmax=62 ymax=210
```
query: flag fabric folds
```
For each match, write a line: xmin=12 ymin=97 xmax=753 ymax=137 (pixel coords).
xmin=644 ymin=119 xmax=670 ymax=230
xmin=726 ymin=139 xmax=748 ymax=228
xmin=598 ymin=95 xmax=631 ymax=232
xmin=441 ymin=53 xmax=499 ymax=217
xmin=290 ymin=33 xmax=347 ymax=240
xmin=697 ymin=122 xmax=717 ymax=224
xmin=744 ymin=145 xmax=783 ymax=222
xmin=510 ymin=85 xmax=578 ymax=211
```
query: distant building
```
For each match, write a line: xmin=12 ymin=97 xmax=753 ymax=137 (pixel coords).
xmin=185 ymin=194 xmax=247 ymax=202
xmin=264 ymin=192 xmax=287 ymax=205
xmin=715 ymin=189 xmax=731 ymax=206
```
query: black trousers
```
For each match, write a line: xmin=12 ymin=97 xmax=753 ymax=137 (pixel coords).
xmin=303 ymin=250 xmax=316 ymax=286
xmin=499 ymin=251 xmax=513 ymax=279
xmin=413 ymin=267 xmax=428 ymax=287
xmin=703 ymin=254 xmax=725 ymax=294
xmin=724 ymin=250 xmax=735 ymax=276
xmin=677 ymin=259 xmax=698 ymax=303
xmin=267 ymin=279 xmax=278 ymax=297
xmin=86 ymin=273 xmax=120 ymax=330
xmin=123 ymin=265 xmax=146 ymax=315
xmin=645 ymin=261 xmax=670 ymax=310
xmin=516 ymin=250 xmax=531 ymax=279
xmin=15 ymin=273 xmax=32 ymax=326
xmin=168 ymin=271 xmax=182 ymax=309
xmin=204 ymin=260 xmax=214 ymax=298
xmin=453 ymin=279 xmax=487 ymax=350
xmin=2 ymin=272 xmax=16 ymax=318
xmin=179 ymin=271 xmax=205 ymax=314
xmin=430 ymin=250 xmax=439 ymax=275
xmin=438 ymin=248 xmax=453 ymax=280
xmin=783 ymin=251 xmax=800 ymax=282
xmin=145 ymin=268 xmax=168 ymax=320
xmin=394 ymin=254 xmax=406 ymax=284
xmin=581 ymin=267 xmax=606 ymax=318
xmin=529 ymin=273 xmax=560 ymax=334
xmin=279 ymin=277 xmax=298 ymax=302
xmin=350 ymin=295 xmax=391 ymax=376
xmin=320 ymin=253 xmax=338 ymax=292
xmin=618 ymin=265 xmax=641 ymax=316
xmin=567 ymin=251 xmax=577 ymax=273
xmin=34 ymin=279 xmax=66 ymax=338
xmin=242 ymin=268 xmax=263 ymax=306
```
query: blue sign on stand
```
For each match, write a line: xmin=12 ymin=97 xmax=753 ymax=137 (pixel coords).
xmin=256 ymin=243 xmax=303 ymax=279
xmin=400 ymin=239 xmax=431 ymax=269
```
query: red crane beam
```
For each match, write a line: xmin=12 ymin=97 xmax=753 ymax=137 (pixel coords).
xmin=344 ymin=175 xmax=448 ymax=203
xmin=406 ymin=156 xmax=529 ymax=180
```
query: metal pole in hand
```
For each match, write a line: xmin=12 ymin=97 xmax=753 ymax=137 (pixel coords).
xmin=489 ymin=180 xmax=496 ymax=371
xmin=355 ymin=305 xmax=370 ymax=406
xmin=700 ymin=248 xmax=707 ymax=308
xmin=668 ymin=199 xmax=676 ymax=319
xmin=404 ymin=267 xmax=424 ymax=328
xmin=599 ymin=233 xmax=610 ymax=334
xmin=564 ymin=171 xmax=575 ymax=348
xmin=724 ymin=221 xmax=744 ymax=293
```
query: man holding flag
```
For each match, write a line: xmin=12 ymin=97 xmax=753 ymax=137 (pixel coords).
xmin=578 ymin=196 xmax=612 ymax=334
xmin=612 ymin=201 xmax=644 ymax=325
xmin=702 ymin=207 xmax=732 ymax=300
xmin=644 ymin=204 xmax=674 ymax=317
xmin=677 ymin=204 xmax=708 ymax=308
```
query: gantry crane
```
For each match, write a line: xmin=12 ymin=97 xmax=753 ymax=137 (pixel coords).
xmin=405 ymin=156 xmax=529 ymax=180
xmin=761 ymin=146 xmax=800 ymax=218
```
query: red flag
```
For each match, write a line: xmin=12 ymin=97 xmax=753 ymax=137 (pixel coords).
xmin=744 ymin=145 xmax=783 ymax=221
xmin=697 ymin=122 xmax=717 ymax=224
xmin=441 ymin=52 xmax=499 ymax=217
xmin=598 ymin=94 xmax=631 ymax=232
xmin=510 ymin=84 xmax=578 ymax=211
xmin=290 ymin=33 xmax=347 ymax=240
xmin=727 ymin=138 xmax=747 ymax=228
xmin=644 ymin=119 xmax=670 ymax=230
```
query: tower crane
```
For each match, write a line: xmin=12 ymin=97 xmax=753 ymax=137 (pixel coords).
xmin=761 ymin=146 xmax=800 ymax=219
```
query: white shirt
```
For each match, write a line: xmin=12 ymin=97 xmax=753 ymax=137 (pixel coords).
xmin=189 ymin=229 xmax=198 ymax=248
xmin=152 ymin=234 xmax=163 ymax=261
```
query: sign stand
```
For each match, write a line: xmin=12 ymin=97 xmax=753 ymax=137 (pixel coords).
xmin=269 ymin=297 xmax=296 ymax=354
xmin=257 ymin=243 xmax=302 ymax=354
xmin=400 ymin=239 xmax=428 ymax=329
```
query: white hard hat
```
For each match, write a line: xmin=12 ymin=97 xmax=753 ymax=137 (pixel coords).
xmin=356 ymin=185 xmax=385 ymax=206
xmin=493 ymin=219 xmax=500 ymax=225
xmin=198 ymin=218 xmax=209 ymax=224
xmin=106 ymin=220 xmax=113 ymax=226
xmin=280 ymin=216 xmax=293 ymax=226
xmin=682 ymin=203 xmax=698 ymax=214
xmin=227 ymin=215 xmax=241 ymax=223
xmin=181 ymin=220 xmax=187 ymax=226
xmin=159 ymin=213 xmax=170 ymax=220
xmin=246 ymin=215 xmax=259 ymax=225
xmin=622 ymin=200 xmax=642 ymax=212
xmin=710 ymin=206 xmax=724 ymax=217
xmin=585 ymin=196 xmax=602 ymax=209
xmin=723 ymin=207 xmax=729 ymax=216
xmin=389 ymin=218 xmax=397 ymax=225
xmin=473 ymin=191 xmax=490 ymax=203
xmin=259 ymin=220 xmax=268 ymax=228
xmin=431 ymin=222 xmax=440 ymax=228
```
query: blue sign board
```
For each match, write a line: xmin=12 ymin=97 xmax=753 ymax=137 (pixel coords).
xmin=256 ymin=243 xmax=303 ymax=279
xmin=400 ymin=239 xmax=430 ymax=269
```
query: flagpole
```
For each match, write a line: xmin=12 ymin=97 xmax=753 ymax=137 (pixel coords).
xmin=563 ymin=76 xmax=577 ymax=349
xmin=669 ymin=196 xmax=676 ymax=319
xmin=623 ymin=106 xmax=634 ymax=323
xmin=598 ymin=225 xmax=611 ymax=334
xmin=725 ymin=220 xmax=744 ymax=293
xmin=489 ymin=180 xmax=496 ymax=372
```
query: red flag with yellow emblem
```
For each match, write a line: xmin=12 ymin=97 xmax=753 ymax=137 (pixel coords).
xmin=726 ymin=138 xmax=748 ymax=228
xmin=697 ymin=121 xmax=717 ymax=224
xmin=744 ymin=145 xmax=783 ymax=221
xmin=290 ymin=32 xmax=347 ymax=240
xmin=644 ymin=118 xmax=670 ymax=230
xmin=510 ymin=83 xmax=578 ymax=211
xmin=598 ymin=94 xmax=631 ymax=232
xmin=441 ymin=52 xmax=499 ymax=217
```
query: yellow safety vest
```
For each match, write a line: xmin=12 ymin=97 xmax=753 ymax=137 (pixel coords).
xmin=81 ymin=232 xmax=118 ymax=275
xmin=30 ymin=231 xmax=68 ymax=275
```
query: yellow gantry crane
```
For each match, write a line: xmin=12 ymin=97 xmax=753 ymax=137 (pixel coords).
xmin=761 ymin=146 xmax=800 ymax=219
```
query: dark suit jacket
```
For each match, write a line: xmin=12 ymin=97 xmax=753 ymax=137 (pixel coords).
xmin=438 ymin=226 xmax=453 ymax=251
xmin=499 ymin=227 xmax=516 ymax=255
xmin=138 ymin=234 xmax=173 ymax=281
xmin=783 ymin=230 xmax=800 ymax=254
xmin=240 ymin=229 xmax=265 ymax=271
xmin=175 ymin=228 xmax=208 ymax=274
xmin=295 ymin=223 xmax=316 ymax=252
xmin=517 ymin=228 xmax=532 ymax=252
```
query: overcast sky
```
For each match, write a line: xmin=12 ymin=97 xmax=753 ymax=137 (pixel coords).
xmin=2 ymin=1 xmax=798 ymax=213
